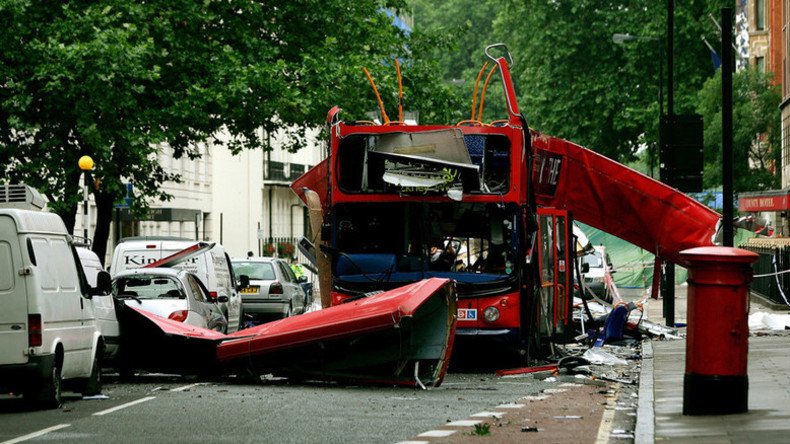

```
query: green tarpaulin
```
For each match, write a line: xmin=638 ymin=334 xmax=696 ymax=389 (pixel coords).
xmin=577 ymin=223 xmax=756 ymax=288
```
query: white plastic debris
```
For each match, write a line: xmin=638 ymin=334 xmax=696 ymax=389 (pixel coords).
xmin=582 ymin=347 xmax=628 ymax=366
xmin=748 ymin=312 xmax=790 ymax=330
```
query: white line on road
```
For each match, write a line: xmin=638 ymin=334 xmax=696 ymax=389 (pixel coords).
xmin=93 ymin=396 xmax=156 ymax=416
xmin=1 ymin=423 xmax=70 ymax=444
xmin=170 ymin=382 xmax=205 ymax=392
xmin=418 ymin=430 xmax=456 ymax=437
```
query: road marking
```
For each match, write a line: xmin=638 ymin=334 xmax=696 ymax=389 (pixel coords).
xmin=93 ymin=396 xmax=156 ymax=416
xmin=418 ymin=430 xmax=456 ymax=437
xmin=543 ymin=388 xmax=568 ymax=394
xmin=445 ymin=419 xmax=482 ymax=427
xmin=496 ymin=403 xmax=525 ymax=409
xmin=595 ymin=393 xmax=617 ymax=444
xmin=471 ymin=411 xmax=505 ymax=418
xmin=1 ymin=424 xmax=70 ymax=444
xmin=170 ymin=382 xmax=205 ymax=392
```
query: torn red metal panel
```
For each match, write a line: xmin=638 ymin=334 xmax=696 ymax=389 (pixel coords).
xmin=495 ymin=364 xmax=558 ymax=377
xmin=291 ymin=157 xmax=330 ymax=213
xmin=531 ymin=134 xmax=720 ymax=264
xmin=218 ymin=278 xmax=458 ymax=387
xmin=143 ymin=241 xmax=215 ymax=269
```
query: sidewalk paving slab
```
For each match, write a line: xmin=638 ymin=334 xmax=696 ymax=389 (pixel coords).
xmin=638 ymin=284 xmax=790 ymax=444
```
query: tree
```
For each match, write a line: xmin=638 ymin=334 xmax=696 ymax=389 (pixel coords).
xmin=697 ymin=67 xmax=781 ymax=192
xmin=407 ymin=0 xmax=731 ymax=165
xmin=0 ymin=1 xmax=458 ymax=262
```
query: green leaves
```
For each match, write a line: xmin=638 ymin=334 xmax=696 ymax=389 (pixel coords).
xmin=697 ymin=67 xmax=780 ymax=192
xmin=1 ymin=0 xmax=430 ymax=234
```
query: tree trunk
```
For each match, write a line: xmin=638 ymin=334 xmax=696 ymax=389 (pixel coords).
xmin=92 ymin=190 xmax=115 ymax=267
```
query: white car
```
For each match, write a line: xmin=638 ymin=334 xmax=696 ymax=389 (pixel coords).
xmin=581 ymin=245 xmax=614 ymax=302
xmin=112 ymin=268 xmax=228 ymax=332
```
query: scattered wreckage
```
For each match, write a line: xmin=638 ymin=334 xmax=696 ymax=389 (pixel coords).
xmin=110 ymin=44 xmax=736 ymax=385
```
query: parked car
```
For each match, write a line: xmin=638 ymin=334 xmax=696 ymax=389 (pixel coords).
xmin=0 ymin=185 xmax=110 ymax=409
xmin=113 ymin=268 xmax=228 ymax=333
xmin=231 ymin=257 xmax=307 ymax=322
xmin=581 ymin=245 xmax=614 ymax=302
xmin=77 ymin=247 xmax=121 ymax=364
xmin=109 ymin=237 xmax=242 ymax=333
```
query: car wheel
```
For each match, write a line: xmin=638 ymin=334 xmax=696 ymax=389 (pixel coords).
xmin=83 ymin=350 xmax=103 ymax=396
xmin=26 ymin=360 xmax=62 ymax=409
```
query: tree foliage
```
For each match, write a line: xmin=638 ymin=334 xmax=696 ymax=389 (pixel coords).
xmin=697 ymin=67 xmax=781 ymax=192
xmin=0 ymin=0 xmax=458 ymax=260
xmin=408 ymin=0 xmax=737 ymax=168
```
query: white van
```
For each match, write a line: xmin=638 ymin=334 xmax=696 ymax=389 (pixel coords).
xmin=109 ymin=237 xmax=242 ymax=333
xmin=0 ymin=188 xmax=110 ymax=408
xmin=77 ymin=247 xmax=120 ymax=363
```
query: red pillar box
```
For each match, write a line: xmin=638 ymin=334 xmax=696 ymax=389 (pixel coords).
xmin=679 ymin=246 xmax=757 ymax=415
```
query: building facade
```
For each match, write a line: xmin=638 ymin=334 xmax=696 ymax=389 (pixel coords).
xmin=79 ymin=128 xmax=325 ymax=263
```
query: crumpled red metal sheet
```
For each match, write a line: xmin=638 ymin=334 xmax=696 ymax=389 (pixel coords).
xmin=532 ymin=134 xmax=720 ymax=264
xmin=125 ymin=305 xmax=227 ymax=340
xmin=291 ymin=157 xmax=329 ymax=213
xmin=218 ymin=278 xmax=457 ymax=387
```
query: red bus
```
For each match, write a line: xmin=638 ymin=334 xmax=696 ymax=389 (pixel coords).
xmin=293 ymin=45 xmax=576 ymax=359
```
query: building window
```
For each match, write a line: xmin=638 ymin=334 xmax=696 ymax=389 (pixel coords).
xmin=756 ymin=0 xmax=765 ymax=31
xmin=756 ymin=56 xmax=766 ymax=72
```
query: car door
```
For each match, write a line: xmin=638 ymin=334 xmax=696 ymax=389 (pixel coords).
xmin=186 ymin=274 xmax=225 ymax=331
xmin=278 ymin=261 xmax=304 ymax=314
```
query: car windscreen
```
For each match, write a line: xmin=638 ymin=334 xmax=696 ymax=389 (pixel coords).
xmin=232 ymin=262 xmax=276 ymax=280
xmin=113 ymin=276 xmax=184 ymax=299
xmin=582 ymin=252 xmax=604 ymax=268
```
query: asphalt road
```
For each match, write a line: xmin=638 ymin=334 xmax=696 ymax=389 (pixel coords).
xmin=0 ymin=371 xmax=560 ymax=444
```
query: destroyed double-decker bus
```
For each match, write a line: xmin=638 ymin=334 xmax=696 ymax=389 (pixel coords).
xmin=293 ymin=43 xmax=724 ymax=361
xmin=293 ymin=45 xmax=577 ymax=359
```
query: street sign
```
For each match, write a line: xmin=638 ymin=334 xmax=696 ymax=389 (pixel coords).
xmin=114 ymin=183 xmax=134 ymax=209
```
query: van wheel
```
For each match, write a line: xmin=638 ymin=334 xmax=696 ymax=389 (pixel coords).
xmin=26 ymin=361 xmax=62 ymax=409
xmin=82 ymin=352 xmax=103 ymax=396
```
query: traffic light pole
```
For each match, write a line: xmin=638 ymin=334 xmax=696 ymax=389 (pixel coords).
xmin=663 ymin=0 xmax=675 ymax=328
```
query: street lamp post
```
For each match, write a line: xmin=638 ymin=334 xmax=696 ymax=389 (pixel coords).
xmin=78 ymin=155 xmax=94 ymax=242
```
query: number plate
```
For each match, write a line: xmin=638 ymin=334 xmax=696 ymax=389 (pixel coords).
xmin=240 ymin=286 xmax=259 ymax=295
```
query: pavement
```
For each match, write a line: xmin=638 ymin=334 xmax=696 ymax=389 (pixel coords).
xmin=635 ymin=284 xmax=790 ymax=443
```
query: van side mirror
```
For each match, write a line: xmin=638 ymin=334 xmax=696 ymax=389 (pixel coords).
xmin=581 ymin=263 xmax=590 ymax=273
xmin=90 ymin=271 xmax=112 ymax=296
xmin=297 ymin=276 xmax=308 ymax=284
xmin=239 ymin=275 xmax=250 ymax=289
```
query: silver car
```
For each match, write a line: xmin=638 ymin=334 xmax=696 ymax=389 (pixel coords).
xmin=232 ymin=257 xmax=307 ymax=321
xmin=113 ymin=268 xmax=228 ymax=332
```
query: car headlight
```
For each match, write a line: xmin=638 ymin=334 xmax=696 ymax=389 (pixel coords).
xmin=483 ymin=306 xmax=500 ymax=323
